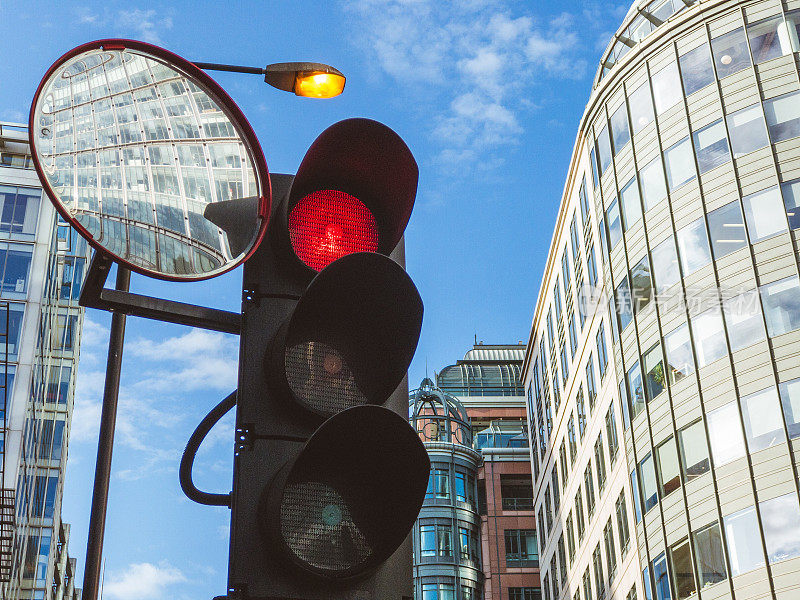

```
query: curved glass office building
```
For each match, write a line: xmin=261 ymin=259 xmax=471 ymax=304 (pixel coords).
xmin=522 ymin=1 xmax=800 ymax=599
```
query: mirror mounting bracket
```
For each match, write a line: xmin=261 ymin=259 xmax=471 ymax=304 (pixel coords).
xmin=79 ymin=253 xmax=241 ymax=334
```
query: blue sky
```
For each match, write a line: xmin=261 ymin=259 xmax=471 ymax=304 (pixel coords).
xmin=1 ymin=1 xmax=628 ymax=598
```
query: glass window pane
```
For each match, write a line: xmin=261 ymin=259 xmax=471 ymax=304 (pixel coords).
xmin=670 ymin=539 xmax=697 ymax=600
xmin=629 ymin=81 xmax=655 ymax=134
xmin=726 ymin=104 xmax=769 ymax=158
xmin=781 ymin=178 xmax=800 ymax=229
xmin=693 ymin=522 xmax=727 ymax=587
xmin=723 ymin=290 xmax=766 ymax=352
xmin=788 ymin=10 xmax=800 ymax=50
xmin=779 ymin=377 xmax=800 ymax=439
xmin=707 ymin=403 xmax=746 ymax=466
xmin=678 ymin=421 xmax=710 ymax=480
xmin=653 ymin=553 xmax=671 ymax=600
xmin=657 ymin=438 xmax=681 ymax=496
xmin=640 ymin=453 xmax=658 ymax=512
xmin=611 ymin=104 xmax=631 ymax=154
xmin=747 ymin=16 xmax=792 ymax=64
xmin=665 ymin=137 xmax=696 ymax=190
xmin=691 ymin=307 xmax=727 ymax=368
xmin=693 ymin=120 xmax=730 ymax=174
xmin=724 ymin=506 xmax=765 ymax=575
xmin=679 ymin=43 xmax=715 ymax=95
xmin=742 ymin=186 xmax=788 ymax=242
xmin=644 ymin=343 xmax=666 ymax=401
xmin=739 ymin=387 xmax=785 ymax=451
xmin=652 ymin=62 xmax=683 ymax=115
xmin=616 ymin=277 xmax=633 ymax=331
xmin=631 ymin=256 xmax=652 ymax=313
xmin=711 ymin=27 xmax=752 ymax=78
xmin=620 ymin=177 xmax=643 ymax=230
xmin=760 ymin=493 xmax=800 ymax=564
xmin=707 ymin=201 xmax=747 ymax=259
xmin=628 ymin=361 xmax=646 ymax=419
xmin=607 ymin=199 xmax=622 ymax=249
xmin=597 ymin=124 xmax=613 ymax=175
xmin=641 ymin=155 xmax=668 ymax=211
xmin=665 ymin=323 xmax=694 ymax=384
xmin=677 ymin=218 xmax=712 ymax=274
xmin=652 ymin=236 xmax=681 ymax=293
xmin=760 ymin=276 xmax=800 ymax=336
xmin=764 ymin=91 xmax=800 ymax=142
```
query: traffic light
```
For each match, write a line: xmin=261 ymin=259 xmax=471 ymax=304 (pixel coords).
xmin=228 ymin=118 xmax=428 ymax=600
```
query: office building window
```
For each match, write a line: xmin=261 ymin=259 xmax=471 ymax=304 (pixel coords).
xmin=723 ymin=290 xmax=766 ymax=352
xmin=670 ymin=539 xmax=697 ymax=600
xmin=597 ymin=123 xmax=613 ymax=175
xmin=693 ymin=521 xmax=727 ymax=587
xmin=580 ymin=178 xmax=591 ymax=226
xmin=740 ymin=387 xmax=785 ymax=452
xmin=616 ymin=276 xmax=634 ymax=331
xmin=509 ymin=588 xmax=541 ymax=600
xmin=583 ymin=568 xmax=592 ymax=600
xmin=707 ymin=403 xmax=746 ymax=466
xmin=760 ymin=276 xmax=800 ymax=336
xmin=558 ymin=534 xmax=567 ymax=586
xmin=606 ymin=405 xmax=619 ymax=464
xmin=724 ymin=506 xmax=765 ymax=575
xmin=640 ymin=453 xmax=658 ymax=512
xmin=779 ymin=377 xmax=800 ymax=438
xmin=631 ymin=255 xmax=653 ymax=313
xmin=678 ymin=420 xmax=710 ymax=480
xmin=419 ymin=523 xmax=452 ymax=557
xmin=643 ymin=343 xmax=665 ymax=401
xmin=611 ymin=103 xmax=631 ymax=154
xmin=0 ymin=185 xmax=41 ymax=239
xmin=629 ymin=80 xmax=655 ymax=133
xmin=711 ymin=27 xmax=751 ymax=78
xmin=630 ymin=470 xmax=643 ymax=524
xmin=764 ymin=90 xmax=800 ymax=142
xmin=651 ymin=235 xmax=680 ymax=293
xmin=652 ymin=62 xmax=682 ymax=114
xmin=616 ymin=492 xmax=630 ymax=553
xmin=748 ymin=15 xmax=793 ymax=63
xmin=693 ymin=119 xmax=730 ymax=174
xmin=568 ymin=415 xmax=577 ymax=463
xmin=677 ymin=217 xmax=712 ymax=275
xmin=586 ymin=356 xmax=597 ymax=409
xmin=560 ymin=442 xmax=569 ymax=489
xmin=427 ymin=469 xmax=450 ymax=499
xmin=421 ymin=582 xmax=456 ymax=600
xmin=585 ymin=463 xmax=595 ymax=516
xmin=727 ymin=104 xmax=770 ymax=158
xmin=576 ymin=488 xmax=586 ymax=540
xmin=640 ymin=155 xmax=668 ymax=212
xmin=665 ymin=137 xmax=696 ymax=190
xmin=781 ymin=178 xmax=800 ymax=229
xmin=505 ymin=529 xmax=538 ymax=567
xmin=551 ymin=469 xmax=561 ymax=513
xmin=679 ymin=43 xmax=715 ymax=95
xmin=545 ymin=488 xmax=553 ymax=532
xmin=744 ymin=187 xmax=789 ymax=244
xmin=607 ymin=198 xmax=623 ymax=249
xmin=595 ymin=434 xmax=607 ymax=491
xmin=604 ymin=518 xmax=617 ymax=581
xmin=665 ymin=323 xmax=694 ymax=384
xmin=597 ymin=323 xmax=608 ymax=378
xmin=653 ymin=553 xmax=670 ymax=600
xmin=593 ymin=543 xmax=605 ymax=597
xmin=502 ymin=477 xmax=533 ymax=511
xmin=691 ymin=307 xmax=727 ymax=367
xmin=577 ymin=387 xmax=587 ymax=439
xmin=707 ymin=201 xmax=747 ymax=259
xmin=620 ymin=176 xmax=643 ymax=230
xmin=657 ymin=437 xmax=681 ymax=497
xmin=627 ymin=360 xmax=645 ymax=419
xmin=760 ymin=493 xmax=800 ymax=564
xmin=566 ymin=512 xmax=576 ymax=562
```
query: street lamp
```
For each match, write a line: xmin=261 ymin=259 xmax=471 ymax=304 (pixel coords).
xmin=193 ymin=60 xmax=346 ymax=98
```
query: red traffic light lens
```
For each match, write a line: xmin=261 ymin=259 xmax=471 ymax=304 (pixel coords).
xmin=288 ymin=190 xmax=379 ymax=271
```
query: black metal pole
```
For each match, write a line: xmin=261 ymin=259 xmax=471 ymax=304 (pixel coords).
xmin=192 ymin=62 xmax=265 ymax=75
xmin=82 ymin=266 xmax=131 ymax=600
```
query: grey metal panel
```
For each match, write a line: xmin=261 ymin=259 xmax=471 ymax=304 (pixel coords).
xmin=731 ymin=567 xmax=774 ymax=600
xmin=743 ymin=0 xmax=783 ymax=21
xmin=716 ymin=247 xmax=757 ymax=293
xmin=756 ymin=55 xmax=800 ymax=100
xmin=658 ymin=104 xmax=691 ymax=148
xmin=773 ymin=329 xmax=800 ymax=382
xmin=622 ymin=326 xmax=640 ymax=370
xmin=699 ymin=162 xmax=739 ymax=212
xmin=682 ymin=265 xmax=717 ymax=308
xmin=751 ymin=444 xmax=796 ymax=500
xmin=602 ymin=166 xmax=617 ymax=204
xmin=616 ymin=144 xmax=636 ymax=185
xmin=660 ymin=310 xmax=688 ymax=343
xmin=643 ymin=504 xmax=664 ymax=550
xmin=732 ymin=358 xmax=775 ymax=397
xmin=636 ymin=307 xmax=660 ymax=353
xmin=644 ymin=200 xmax=674 ymax=246
xmin=788 ymin=0 xmax=800 ymax=10
xmin=686 ymin=85 xmax=723 ymax=131
xmin=626 ymin=224 xmax=648 ymax=263
xmin=611 ymin=243 xmax=628 ymax=284
xmin=699 ymin=359 xmax=737 ymax=408
xmin=675 ymin=24 xmax=709 ymax=54
xmin=671 ymin=183 xmax=704 ymax=230
xmin=720 ymin=69 xmax=761 ymax=113
xmin=698 ymin=580 xmax=733 ymax=600
xmin=649 ymin=46 xmax=678 ymax=74
xmin=607 ymin=86 xmax=627 ymax=116
xmin=771 ymin=556 xmax=800 ymax=599
xmin=633 ymin=415 xmax=651 ymax=459
xmin=685 ymin=474 xmax=718 ymax=528
xmin=633 ymin=122 xmax=661 ymax=165
xmin=626 ymin=66 xmax=650 ymax=93
xmin=661 ymin=491 xmax=688 ymax=547
xmin=774 ymin=136 xmax=800 ymax=182
xmin=753 ymin=231 xmax=798 ymax=284
xmin=736 ymin=147 xmax=779 ymax=196
xmin=708 ymin=8 xmax=745 ymax=38
xmin=672 ymin=387 xmax=703 ymax=432
xmin=715 ymin=458 xmax=756 ymax=514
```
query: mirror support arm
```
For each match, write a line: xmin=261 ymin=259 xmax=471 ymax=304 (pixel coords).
xmin=79 ymin=253 xmax=242 ymax=334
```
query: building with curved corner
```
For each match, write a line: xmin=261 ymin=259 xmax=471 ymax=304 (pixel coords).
xmin=521 ymin=2 xmax=800 ymax=600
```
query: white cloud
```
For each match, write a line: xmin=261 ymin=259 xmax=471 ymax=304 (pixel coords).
xmin=344 ymin=0 xmax=594 ymax=165
xmin=74 ymin=8 xmax=173 ymax=45
xmin=104 ymin=562 xmax=185 ymax=600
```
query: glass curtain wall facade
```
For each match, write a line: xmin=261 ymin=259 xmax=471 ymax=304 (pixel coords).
xmin=1 ymin=121 xmax=87 ymax=600
xmin=522 ymin=1 xmax=800 ymax=599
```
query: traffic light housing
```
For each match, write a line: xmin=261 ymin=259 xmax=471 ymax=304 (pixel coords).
xmin=228 ymin=119 xmax=428 ymax=600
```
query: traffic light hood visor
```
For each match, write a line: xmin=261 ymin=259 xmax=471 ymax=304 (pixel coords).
xmin=287 ymin=118 xmax=417 ymax=270
xmin=277 ymin=252 xmax=423 ymax=418
xmin=262 ymin=404 xmax=430 ymax=579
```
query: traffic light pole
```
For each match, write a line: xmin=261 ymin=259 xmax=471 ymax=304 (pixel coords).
xmin=81 ymin=266 xmax=130 ymax=600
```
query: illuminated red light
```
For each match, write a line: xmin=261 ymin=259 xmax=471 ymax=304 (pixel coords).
xmin=288 ymin=190 xmax=379 ymax=271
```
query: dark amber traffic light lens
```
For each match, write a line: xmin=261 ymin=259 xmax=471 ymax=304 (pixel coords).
xmin=287 ymin=190 xmax=378 ymax=271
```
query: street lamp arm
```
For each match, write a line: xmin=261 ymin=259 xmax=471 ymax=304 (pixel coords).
xmin=193 ymin=61 xmax=346 ymax=98
xmin=193 ymin=62 xmax=266 ymax=75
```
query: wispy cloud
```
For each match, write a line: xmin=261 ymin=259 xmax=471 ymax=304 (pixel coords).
xmin=344 ymin=0 xmax=593 ymax=166
xmin=104 ymin=561 xmax=186 ymax=600
xmin=73 ymin=7 xmax=173 ymax=44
